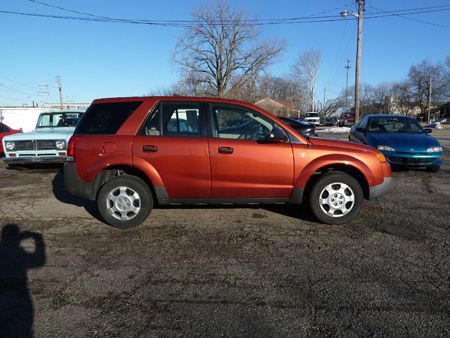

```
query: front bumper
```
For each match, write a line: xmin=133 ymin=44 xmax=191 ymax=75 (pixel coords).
xmin=369 ymin=176 xmax=393 ymax=201
xmin=384 ymin=152 xmax=442 ymax=168
xmin=4 ymin=156 xmax=67 ymax=165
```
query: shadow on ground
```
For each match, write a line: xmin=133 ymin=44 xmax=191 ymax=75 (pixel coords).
xmin=0 ymin=224 xmax=46 ymax=338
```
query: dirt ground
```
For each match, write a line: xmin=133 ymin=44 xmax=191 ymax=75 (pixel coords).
xmin=0 ymin=137 xmax=449 ymax=337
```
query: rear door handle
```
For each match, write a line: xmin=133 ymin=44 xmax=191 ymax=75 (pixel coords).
xmin=218 ymin=147 xmax=233 ymax=154
xmin=142 ymin=145 xmax=158 ymax=152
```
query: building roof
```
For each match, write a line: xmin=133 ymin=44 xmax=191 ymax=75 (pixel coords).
xmin=254 ymin=97 xmax=299 ymax=111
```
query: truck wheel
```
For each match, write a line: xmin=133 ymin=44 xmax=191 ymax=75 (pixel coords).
xmin=309 ymin=172 xmax=363 ymax=225
xmin=97 ymin=175 xmax=153 ymax=229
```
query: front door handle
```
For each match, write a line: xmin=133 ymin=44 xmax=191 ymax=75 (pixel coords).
xmin=218 ymin=147 xmax=233 ymax=154
xmin=142 ymin=145 xmax=158 ymax=152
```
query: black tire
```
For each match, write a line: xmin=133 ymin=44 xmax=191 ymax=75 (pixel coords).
xmin=426 ymin=166 xmax=440 ymax=173
xmin=309 ymin=172 xmax=363 ymax=225
xmin=97 ymin=175 xmax=153 ymax=229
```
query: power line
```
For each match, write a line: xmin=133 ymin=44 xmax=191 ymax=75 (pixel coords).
xmin=1 ymin=4 xmax=450 ymax=27
xmin=0 ymin=75 xmax=39 ymax=90
xmin=0 ymin=83 xmax=38 ymax=97
xmin=369 ymin=5 xmax=450 ymax=29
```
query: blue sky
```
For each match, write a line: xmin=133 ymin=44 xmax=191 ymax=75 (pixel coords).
xmin=0 ymin=0 xmax=449 ymax=106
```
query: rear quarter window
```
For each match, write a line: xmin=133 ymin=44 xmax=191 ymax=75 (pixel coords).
xmin=76 ymin=101 xmax=142 ymax=134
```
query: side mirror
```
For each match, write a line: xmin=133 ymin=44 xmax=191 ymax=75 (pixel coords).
xmin=424 ymin=128 xmax=432 ymax=134
xmin=267 ymin=127 xmax=287 ymax=143
xmin=356 ymin=127 xmax=365 ymax=132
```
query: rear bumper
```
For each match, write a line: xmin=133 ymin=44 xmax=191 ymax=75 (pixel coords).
xmin=64 ymin=162 xmax=96 ymax=200
xmin=369 ymin=176 xmax=393 ymax=201
xmin=4 ymin=156 xmax=67 ymax=165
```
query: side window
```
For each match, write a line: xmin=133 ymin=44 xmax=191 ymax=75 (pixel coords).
xmin=212 ymin=105 xmax=276 ymax=141
xmin=163 ymin=103 xmax=200 ymax=137
xmin=140 ymin=105 xmax=161 ymax=136
xmin=139 ymin=102 xmax=202 ymax=137
xmin=76 ymin=101 xmax=142 ymax=135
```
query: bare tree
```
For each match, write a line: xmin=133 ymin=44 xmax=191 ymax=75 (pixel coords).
xmin=389 ymin=82 xmax=415 ymax=115
xmin=174 ymin=1 xmax=285 ymax=98
xmin=291 ymin=49 xmax=321 ymax=111
xmin=408 ymin=59 xmax=448 ymax=114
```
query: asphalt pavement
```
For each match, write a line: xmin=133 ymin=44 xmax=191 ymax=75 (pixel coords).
xmin=0 ymin=132 xmax=449 ymax=337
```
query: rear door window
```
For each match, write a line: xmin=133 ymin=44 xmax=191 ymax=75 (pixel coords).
xmin=76 ymin=101 xmax=142 ymax=134
xmin=139 ymin=102 xmax=203 ymax=137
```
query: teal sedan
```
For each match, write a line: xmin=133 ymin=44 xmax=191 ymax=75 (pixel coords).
xmin=349 ymin=114 xmax=444 ymax=172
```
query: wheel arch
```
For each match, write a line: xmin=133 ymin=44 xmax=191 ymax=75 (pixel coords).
xmin=303 ymin=164 xmax=370 ymax=202
xmin=295 ymin=155 xmax=372 ymax=203
xmin=92 ymin=165 xmax=162 ymax=204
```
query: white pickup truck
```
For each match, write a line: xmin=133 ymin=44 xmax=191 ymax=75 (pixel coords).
xmin=304 ymin=112 xmax=320 ymax=126
xmin=2 ymin=110 xmax=84 ymax=166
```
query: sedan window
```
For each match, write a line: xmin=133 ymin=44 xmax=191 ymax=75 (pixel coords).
xmin=368 ymin=117 xmax=423 ymax=133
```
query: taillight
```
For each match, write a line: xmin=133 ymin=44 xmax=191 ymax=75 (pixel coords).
xmin=67 ymin=136 xmax=80 ymax=162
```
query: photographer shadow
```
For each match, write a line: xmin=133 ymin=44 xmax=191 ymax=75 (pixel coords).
xmin=0 ymin=224 xmax=46 ymax=338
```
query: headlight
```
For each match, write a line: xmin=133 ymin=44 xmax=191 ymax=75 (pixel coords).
xmin=427 ymin=146 xmax=442 ymax=153
xmin=55 ymin=140 xmax=66 ymax=149
xmin=377 ymin=145 xmax=395 ymax=152
xmin=5 ymin=141 xmax=15 ymax=151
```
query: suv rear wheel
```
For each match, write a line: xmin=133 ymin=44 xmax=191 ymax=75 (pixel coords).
xmin=97 ymin=176 xmax=153 ymax=229
xmin=309 ymin=172 xmax=363 ymax=224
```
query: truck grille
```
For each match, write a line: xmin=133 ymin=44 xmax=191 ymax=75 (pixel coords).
xmin=14 ymin=141 xmax=34 ymax=150
xmin=36 ymin=140 xmax=56 ymax=150
xmin=13 ymin=140 xmax=59 ymax=151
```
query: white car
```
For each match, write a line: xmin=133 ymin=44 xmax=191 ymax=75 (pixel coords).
xmin=2 ymin=110 xmax=84 ymax=166
xmin=304 ymin=112 xmax=320 ymax=126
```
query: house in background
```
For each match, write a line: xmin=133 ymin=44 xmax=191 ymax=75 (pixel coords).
xmin=254 ymin=98 xmax=300 ymax=118
xmin=440 ymin=101 xmax=450 ymax=118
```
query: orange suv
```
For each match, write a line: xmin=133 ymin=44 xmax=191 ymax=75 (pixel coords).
xmin=64 ymin=97 xmax=392 ymax=228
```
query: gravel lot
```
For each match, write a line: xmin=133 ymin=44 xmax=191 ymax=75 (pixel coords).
xmin=0 ymin=131 xmax=449 ymax=337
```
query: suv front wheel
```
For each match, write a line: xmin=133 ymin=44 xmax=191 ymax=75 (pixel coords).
xmin=309 ymin=172 xmax=363 ymax=224
xmin=97 ymin=175 xmax=153 ymax=229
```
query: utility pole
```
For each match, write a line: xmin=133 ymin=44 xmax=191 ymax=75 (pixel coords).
xmin=56 ymin=75 xmax=63 ymax=110
xmin=354 ymin=0 xmax=365 ymax=122
xmin=323 ymin=82 xmax=327 ymax=108
xmin=345 ymin=59 xmax=351 ymax=108
xmin=427 ymin=76 xmax=432 ymax=123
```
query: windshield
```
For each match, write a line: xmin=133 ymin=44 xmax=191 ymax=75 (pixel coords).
xmin=305 ymin=113 xmax=319 ymax=118
xmin=342 ymin=113 xmax=354 ymax=118
xmin=36 ymin=112 xmax=83 ymax=128
xmin=368 ymin=117 xmax=423 ymax=133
